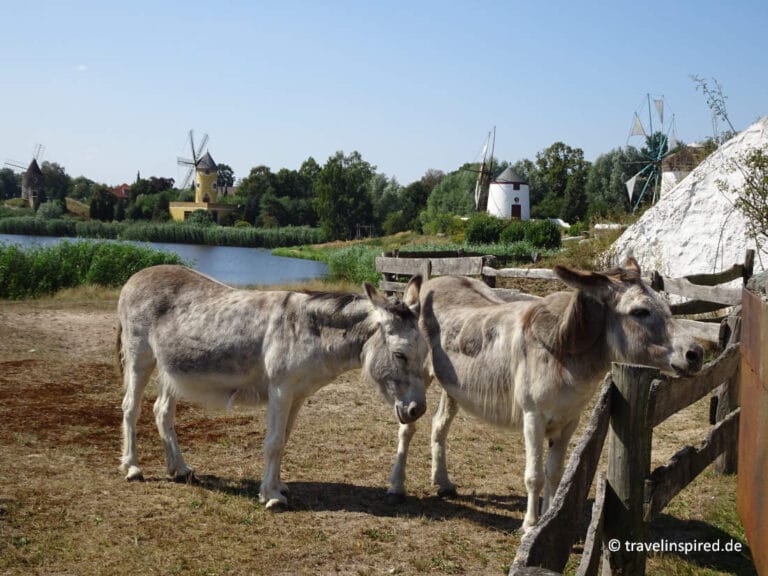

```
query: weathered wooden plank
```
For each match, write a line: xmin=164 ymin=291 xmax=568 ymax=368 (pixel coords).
xmin=644 ymin=408 xmax=740 ymax=522
xmin=378 ymin=280 xmax=407 ymax=293
xmin=658 ymin=275 xmax=742 ymax=305
xmin=676 ymin=319 xmax=721 ymax=343
xmin=375 ymin=256 xmax=429 ymax=276
xmin=603 ymin=363 xmax=657 ymax=576
xmin=483 ymin=266 xmax=561 ymax=280
xmin=513 ymin=376 xmax=612 ymax=573
xmin=685 ymin=264 xmax=745 ymax=286
xmin=376 ymin=256 xmax=482 ymax=277
xmin=647 ymin=344 xmax=740 ymax=428
xmin=575 ymin=474 xmax=607 ymax=576
xmin=669 ymin=299 xmax=730 ymax=316
xmin=429 ymin=256 xmax=484 ymax=276
xmin=715 ymin=312 xmax=742 ymax=474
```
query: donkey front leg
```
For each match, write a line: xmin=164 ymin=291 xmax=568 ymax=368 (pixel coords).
xmin=541 ymin=418 xmax=579 ymax=514
xmin=153 ymin=383 xmax=194 ymax=481
xmin=260 ymin=390 xmax=300 ymax=509
xmin=431 ymin=390 xmax=459 ymax=497
xmin=388 ymin=421 xmax=417 ymax=502
xmin=522 ymin=410 xmax=546 ymax=533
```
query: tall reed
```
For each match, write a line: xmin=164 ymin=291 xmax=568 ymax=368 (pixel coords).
xmin=0 ymin=240 xmax=186 ymax=299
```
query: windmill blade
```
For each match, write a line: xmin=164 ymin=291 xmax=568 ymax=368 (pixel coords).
xmin=33 ymin=144 xmax=45 ymax=161
xmin=180 ymin=168 xmax=194 ymax=190
xmin=177 ymin=156 xmax=195 ymax=167
xmin=195 ymin=133 xmax=209 ymax=158
xmin=188 ymin=130 xmax=198 ymax=164
xmin=4 ymin=160 xmax=26 ymax=171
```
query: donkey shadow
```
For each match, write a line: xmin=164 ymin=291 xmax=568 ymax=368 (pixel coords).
xmin=184 ymin=473 xmax=526 ymax=533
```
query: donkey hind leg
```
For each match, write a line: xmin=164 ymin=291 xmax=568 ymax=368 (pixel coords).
xmin=388 ymin=420 xmax=417 ymax=502
xmin=522 ymin=410 xmax=546 ymax=533
xmin=431 ymin=390 xmax=459 ymax=497
xmin=119 ymin=344 xmax=155 ymax=481
xmin=153 ymin=378 xmax=194 ymax=481
xmin=260 ymin=391 xmax=302 ymax=509
xmin=541 ymin=418 xmax=579 ymax=514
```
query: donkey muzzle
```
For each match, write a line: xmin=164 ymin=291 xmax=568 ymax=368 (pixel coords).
xmin=396 ymin=400 xmax=427 ymax=424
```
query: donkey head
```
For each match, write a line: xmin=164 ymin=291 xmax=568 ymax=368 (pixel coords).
xmin=554 ymin=258 xmax=704 ymax=376
xmin=362 ymin=276 xmax=428 ymax=424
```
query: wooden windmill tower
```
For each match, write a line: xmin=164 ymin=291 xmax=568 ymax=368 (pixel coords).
xmin=4 ymin=144 xmax=45 ymax=210
xmin=177 ymin=130 xmax=218 ymax=203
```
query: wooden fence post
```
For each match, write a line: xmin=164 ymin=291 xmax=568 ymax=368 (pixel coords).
xmin=714 ymin=311 xmax=742 ymax=473
xmin=482 ymin=255 xmax=497 ymax=287
xmin=713 ymin=248 xmax=752 ymax=474
xmin=602 ymin=363 xmax=658 ymax=576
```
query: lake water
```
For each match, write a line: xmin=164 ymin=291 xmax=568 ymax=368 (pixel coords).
xmin=0 ymin=234 xmax=328 ymax=287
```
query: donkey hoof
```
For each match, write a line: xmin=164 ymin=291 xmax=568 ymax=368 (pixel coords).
xmin=437 ymin=486 xmax=458 ymax=499
xmin=125 ymin=466 xmax=144 ymax=482
xmin=386 ymin=492 xmax=407 ymax=505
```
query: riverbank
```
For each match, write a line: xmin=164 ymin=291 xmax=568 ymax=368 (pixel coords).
xmin=0 ymin=216 xmax=324 ymax=248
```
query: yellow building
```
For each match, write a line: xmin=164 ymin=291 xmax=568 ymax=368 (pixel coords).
xmin=169 ymin=152 xmax=236 ymax=223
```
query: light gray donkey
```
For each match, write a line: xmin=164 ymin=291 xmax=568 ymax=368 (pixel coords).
xmin=117 ymin=265 xmax=428 ymax=508
xmin=388 ymin=258 xmax=703 ymax=531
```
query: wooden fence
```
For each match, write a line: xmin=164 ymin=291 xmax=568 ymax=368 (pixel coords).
xmin=738 ymin=277 xmax=768 ymax=576
xmin=375 ymin=249 xmax=755 ymax=575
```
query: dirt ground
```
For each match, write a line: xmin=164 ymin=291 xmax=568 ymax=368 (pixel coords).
xmin=0 ymin=294 xmax=755 ymax=575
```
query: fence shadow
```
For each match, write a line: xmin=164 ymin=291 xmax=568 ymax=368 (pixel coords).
xmin=189 ymin=473 xmax=525 ymax=533
xmin=650 ymin=514 xmax=756 ymax=575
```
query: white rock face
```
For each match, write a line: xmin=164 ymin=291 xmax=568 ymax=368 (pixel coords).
xmin=611 ymin=116 xmax=768 ymax=277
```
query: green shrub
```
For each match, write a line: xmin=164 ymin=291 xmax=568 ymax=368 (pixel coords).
xmin=327 ymin=245 xmax=381 ymax=285
xmin=0 ymin=240 xmax=186 ymax=299
xmin=525 ymin=220 xmax=562 ymax=249
xmin=465 ymin=213 xmax=505 ymax=244
xmin=36 ymin=201 xmax=64 ymax=219
xmin=567 ymin=221 xmax=589 ymax=236
xmin=500 ymin=220 xmax=530 ymax=244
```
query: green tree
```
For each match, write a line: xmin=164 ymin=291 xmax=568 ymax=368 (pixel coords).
xmin=298 ymin=156 xmax=321 ymax=185
xmin=71 ymin=176 xmax=96 ymax=202
xmin=89 ymin=184 xmax=116 ymax=221
xmin=314 ymin=151 xmax=375 ymax=240
xmin=0 ymin=168 xmax=20 ymax=200
xmin=585 ymin=147 xmax=644 ymax=218
xmin=41 ymin=161 xmax=72 ymax=206
xmin=526 ymin=143 xmax=590 ymax=221
xmin=217 ymin=163 xmax=235 ymax=188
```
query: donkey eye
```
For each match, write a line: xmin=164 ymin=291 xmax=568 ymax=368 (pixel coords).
xmin=393 ymin=351 xmax=407 ymax=362
xmin=630 ymin=308 xmax=651 ymax=319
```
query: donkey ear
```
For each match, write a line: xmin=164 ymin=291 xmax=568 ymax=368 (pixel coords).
xmin=402 ymin=275 xmax=422 ymax=316
xmin=363 ymin=282 xmax=389 ymax=308
xmin=553 ymin=265 xmax=611 ymax=299
xmin=624 ymin=256 xmax=641 ymax=275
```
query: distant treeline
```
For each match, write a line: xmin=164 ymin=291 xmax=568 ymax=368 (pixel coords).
xmin=0 ymin=217 xmax=325 ymax=248
xmin=0 ymin=241 xmax=186 ymax=299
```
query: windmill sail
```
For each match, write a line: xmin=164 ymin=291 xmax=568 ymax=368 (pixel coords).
xmin=654 ymin=99 xmax=664 ymax=126
xmin=625 ymin=174 xmax=638 ymax=202
xmin=630 ymin=113 xmax=647 ymax=137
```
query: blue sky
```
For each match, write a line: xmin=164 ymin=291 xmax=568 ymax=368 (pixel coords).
xmin=2 ymin=1 xmax=766 ymax=187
